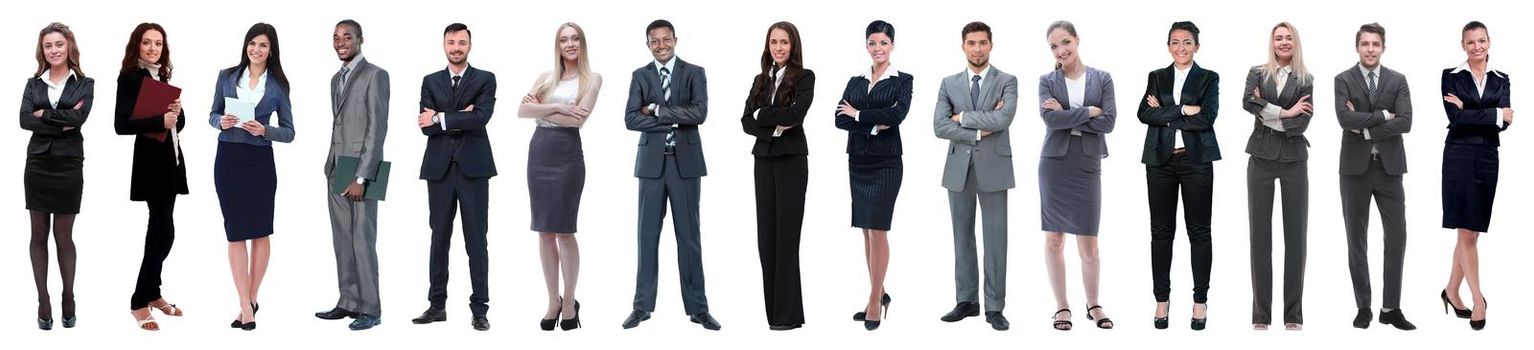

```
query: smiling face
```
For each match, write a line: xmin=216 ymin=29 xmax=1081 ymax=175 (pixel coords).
xmin=768 ymin=28 xmax=791 ymax=67
xmin=1047 ymin=28 xmax=1077 ymax=69
xmin=1356 ymin=32 xmax=1383 ymax=68
xmin=443 ymin=30 xmax=471 ymax=66
xmin=1167 ymin=29 xmax=1196 ymax=67
xmin=333 ymin=24 xmax=360 ymax=62
xmin=558 ymin=26 xmax=582 ymax=62
xmin=1272 ymin=26 xmax=1294 ymax=63
xmin=866 ymin=32 xmax=893 ymax=66
xmin=139 ymin=29 xmax=164 ymax=64
xmin=1462 ymin=28 xmax=1489 ymax=63
xmin=246 ymin=34 xmax=270 ymax=67
xmin=42 ymin=32 xmax=68 ymax=69
xmin=647 ymin=27 xmax=675 ymax=63
xmin=963 ymin=31 xmax=991 ymax=69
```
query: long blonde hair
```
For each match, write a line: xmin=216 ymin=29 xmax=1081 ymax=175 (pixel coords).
xmin=1264 ymin=22 xmax=1309 ymax=85
xmin=537 ymin=22 xmax=592 ymax=102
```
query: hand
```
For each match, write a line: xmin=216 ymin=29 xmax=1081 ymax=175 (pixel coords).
xmin=1281 ymin=95 xmax=1313 ymax=118
xmin=522 ymin=93 xmax=539 ymax=104
xmin=240 ymin=120 xmax=266 ymax=136
xmin=1041 ymin=98 xmax=1062 ymax=112
xmin=166 ymin=99 xmax=181 ymax=114
xmin=1181 ymin=105 xmax=1201 ymax=116
xmin=641 ymin=104 xmax=654 ymax=116
xmin=343 ymin=182 xmax=365 ymax=202
xmin=1503 ymin=107 xmax=1514 ymax=125
xmin=875 ymin=124 xmax=891 ymax=131
xmin=1345 ymin=101 xmax=1356 ymax=112
xmin=1444 ymin=93 xmax=1464 ymax=109
xmin=162 ymin=110 xmax=179 ymax=130
xmin=73 ymin=100 xmax=84 ymax=110
xmin=836 ymin=100 xmax=860 ymax=117
xmin=993 ymin=99 xmax=1005 ymax=111
xmin=1087 ymin=106 xmax=1103 ymax=118
xmin=461 ymin=104 xmax=475 ymax=112
xmin=774 ymin=125 xmax=795 ymax=134
xmin=1252 ymin=86 xmax=1262 ymax=100
xmin=32 ymin=109 xmax=43 ymax=118
xmin=418 ymin=108 xmax=437 ymax=128
xmin=219 ymin=115 xmax=239 ymax=129
xmin=979 ymin=130 xmax=993 ymax=138
xmin=949 ymin=114 xmax=961 ymax=123
xmin=1145 ymin=95 xmax=1161 ymax=108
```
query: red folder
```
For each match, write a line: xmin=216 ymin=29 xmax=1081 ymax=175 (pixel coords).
xmin=130 ymin=76 xmax=181 ymax=142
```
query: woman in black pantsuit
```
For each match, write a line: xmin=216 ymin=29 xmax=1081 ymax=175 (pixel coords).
xmin=114 ymin=23 xmax=188 ymax=331
xmin=739 ymin=21 xmax=814 ymax=331
xmin=834 ymin=20 xmax=910 ymax=331
xmin=1439 ymin=21 xmax=1510 ymax=331
xmin=22 ymin=23 xmax=93 ymax=331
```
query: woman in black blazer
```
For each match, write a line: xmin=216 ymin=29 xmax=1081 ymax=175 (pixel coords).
xmin=113 ymin=23 xmax=187 ymax=331
xmin=21 ymin=23 xmax=93 ymax=331
xmin=835 ymin=20 xmax=910 ymax=331
xmin=1439 ymin=21 xmax=1510 ymax=331
xmin=739 ymin=21 xmax=814 ymax=331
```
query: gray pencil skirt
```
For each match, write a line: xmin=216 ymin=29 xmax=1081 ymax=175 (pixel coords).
xmin=1038 ymin=136 xmax=1102 ymax=235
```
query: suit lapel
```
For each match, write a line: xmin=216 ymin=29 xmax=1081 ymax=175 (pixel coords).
xmin=1181 ymin=64 xmax=1203 ymax=104
xmin=1157 ymin=66 xmax=1175 ymax=105
xmin=337 ymin=58 xmax=365 ymax=112
xmin=979 ymin=68 xmax=999 ymax=109
xmin=1055 ymin=72 xmax=1072 ymax=109
xmin=1275 ymin=72 xmax=1298 ymax=106
xmin=55 ymin=76 xmax=81 ymax=108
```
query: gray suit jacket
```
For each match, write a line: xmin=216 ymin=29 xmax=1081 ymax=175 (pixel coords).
xmin=933 ymin=67 xmax=1018 ymax=193
xmin=1038 ymin=67 xmax=1116 ymax=158
xmin=326 ymin=57 xmax=391 ymax=182
xmin=625 ymin=58 xmax=708 ymax=179
xmin=1242 ymin=65 xmax=1314 ymax=162
xmin=1334 ymin=64 xmax=1411 ymax=175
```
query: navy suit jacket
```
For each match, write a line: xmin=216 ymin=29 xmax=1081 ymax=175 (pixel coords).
xmin=1442 ymin=67 xmax=1510 ymax=146
xmin=418 ymin=65 xmax=498 ymax=181
xmin=625 ymin=58 xmax=708 ymax=179
xmin=208 ymin=67 xmax=295 ymax=145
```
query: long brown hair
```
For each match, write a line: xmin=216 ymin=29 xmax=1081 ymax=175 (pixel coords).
xmin=749 ymin=21 xmax=804 ymax=106
xmin=120 ymin=23 xmax=172 ymax=81
xmin=35 ymin=22 xmax=85 ymax=79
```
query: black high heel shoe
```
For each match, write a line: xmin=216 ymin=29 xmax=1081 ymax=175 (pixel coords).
xmin=1190 ymin=303 xmax=1208 ymax=331
xmin=540 ymin=296 xmax=562 ymax=331
xmin=38 ymin=318 xmax=53 ymax=331
xmin=864 ymin=301 xmax=888 ymax=331
xmin=61 ymin=316 xmax=76 ymax=329
xmin=1470 ymin=298 xmax=1487 ymax=331
xmin=852 ymin=293 xmax=892 ymax=321
xmin=560 ymin=300 xmax=581 ymax=331
xmin=1441 ymin=290 xmax=1471 ymax=318
xmin=1153 ymin=301 xmax=1170 ymax=330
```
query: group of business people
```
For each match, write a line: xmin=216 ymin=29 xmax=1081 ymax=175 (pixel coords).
xmin=18 ymin=18 xmax=1508 ymax=334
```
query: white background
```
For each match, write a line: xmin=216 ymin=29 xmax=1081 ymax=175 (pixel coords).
xmin=4 ymin=0 xmax=1526 ymax=348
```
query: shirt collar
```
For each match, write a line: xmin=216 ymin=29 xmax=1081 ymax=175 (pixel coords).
xmin=1450 ymin=60 xmax=1505 ymax=79
xmin=654 ymin=57 xmax=677 ymax=74
xmin=967 ymin=65 xmax=991 ymax=81
xmin=861 ymin=64 xmax=899 ymax=83
xmin=448 ymin=64 xmax=470 ymax=78
xmin=1356 ymin=63 xmax=1381 ymax=79
xmin=40 ymin=68 xmax=75 ymax=89
xmin=343 ymin=54 xmax=365 ymax=72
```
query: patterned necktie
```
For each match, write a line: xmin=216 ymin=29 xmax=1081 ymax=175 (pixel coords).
xmin=1367 ymin=71 xmax=1378 ymax=99
xmin=970 ymin=74 xmax=982 ymax=109
xmin=335 ymin=66 xmax=350 ymax=102
xmin=661 ymin=67 xmax=675 ymax=147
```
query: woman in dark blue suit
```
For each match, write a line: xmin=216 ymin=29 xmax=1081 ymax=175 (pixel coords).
xmin=834 ymin=20 xmax=911 ymax=331
xmin=208 ymin=23 xmax=294 ymax=331
xmin=22 ymin=23 xmax=92 ymax=331
xmin=1439 ymin=20 xmax=1508 ymax=332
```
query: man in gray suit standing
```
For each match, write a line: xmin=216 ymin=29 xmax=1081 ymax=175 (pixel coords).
xmin=316 ymin=19 xmax=390 ymax=331
xmin=1334 ymin=23 xmax=1415 ymax=331
xmin=933 ymin=21 xmax=1017 ymax=331
xmin=620 ymin=19 xmax=720 ymax=331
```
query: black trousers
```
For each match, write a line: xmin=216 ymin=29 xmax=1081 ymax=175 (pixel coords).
xmin=754 ymin=155 xmax=807 ymax=326
xmin=1147 ymin=153 xmax=1213 ymax=303
xmin=427 ymin=162 xmax=491 ymax=316
xmin=131 ymin=195 xmax=177 ymax=310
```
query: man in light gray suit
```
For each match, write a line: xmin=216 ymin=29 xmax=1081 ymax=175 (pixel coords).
xmin=933 ymin=21 xmax=1017 ymax=331
xmin=1334 ymin=23 xmax=1414 ymax=331
xmin=316 ymin=19 xmax=390 ymax=331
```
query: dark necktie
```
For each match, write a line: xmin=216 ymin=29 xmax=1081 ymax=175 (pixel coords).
xmin=660 ymin=67 xmax=675 ymax=148
xmin=970 ymin=75 xmax=982 ymax=109
xmin=768 ymin=69 xmax=779 ymax=104
xmin=1367 ymin=71 xmax=1378 ymax=99
xmin=452 ymin=75 xmax=461 ymax=93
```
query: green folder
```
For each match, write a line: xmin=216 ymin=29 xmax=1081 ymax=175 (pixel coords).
xmin=330 ymin=156 xmax=391 ymax=201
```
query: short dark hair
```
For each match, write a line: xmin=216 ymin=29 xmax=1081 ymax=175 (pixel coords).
xmin=646 ymin=19 xmax=675 ymax=37
xmin=1168 ymin=21 xmax=1200 ymax=45
xmin=1462 ymin=20 xmax=1487 ymax=35
xmin=336 ymin=19 xmax=363 ymax=38
xmin=866 ymin=20 xmax=895 ymax=42
xmin=444 ymin=23 xmax=470 ymax=38
xmin=961 ymin=21 xmax=991 ymax=41
xmin=1356 ymin=23 xmax=1385 ymax=46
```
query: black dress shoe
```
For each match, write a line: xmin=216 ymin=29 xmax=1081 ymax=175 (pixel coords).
xmin=1352 ymin=308 xmax=1372 ymax=329
xmin=769 ymin=323 xmax=802 ymax=331
xmin=1378 ymin=309 xmax=1416 ymax=330
xmin=559 ymin=301 xmax=581 ymax=331
xmin=984 ymin=311 xmax=1010 ymax=331
xmin=472 ymin=315 xmax=491 ymax=331
xmin=940 ymin=301 xmax=980 ymax=322
xmin=411 ymin=308 xmax=447 ymax=324
xmin=349 ymin=314 xmax=381 ymax=330
xmin=621 ymin=310 xmax=651 ymax=329
xmin=689 ymin=312 xmax=722 ymax=331
xmin=316 ymin=307 xmax=357 ymax=320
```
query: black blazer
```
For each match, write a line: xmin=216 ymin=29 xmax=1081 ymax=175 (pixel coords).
xmin=114 ymin=68 xmax=187 ymax=201
xmin=21 ymin=74 xmax=94 ymax=158
xmin=624 ymin=58 xmax=709 ymax=179
xmin=1241 ymin=65 xmax=1314 ymax=162
xmin=834 ymin=71 xmax=912 ymax=157
xmin=418 ymin=65 xmax=498 ymax=181
xmin=1442 ymin=67 xmax=1510 ymax=146
xmin=1138 ymin=62 xmax=1221 ymax=166
xmin=740 ymin=69 xmax=814 ymax=157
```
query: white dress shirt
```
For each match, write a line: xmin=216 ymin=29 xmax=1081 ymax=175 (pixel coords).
xmin=1065 ymin=73 xmax=1086 ymax=136
xmin=1450 ymin=60 xmax=1507 ymax=128
xmin=1171 ymin=65 xmax=1191 ymax=148
xmin=856 ymin=64 xmax=900 ymax=135
xmin=1257 ymin=66 xmax=1291 ymax=131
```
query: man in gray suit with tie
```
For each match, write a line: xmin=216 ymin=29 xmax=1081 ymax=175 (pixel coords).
xmin=316 ymin=19 xmax=390 ymax=331
xmin=620 ymin=19 xmax=720 ymax=331
xmin=1334 ymin=23 xmax=1415 ymax=331
xmin=933 ymin=21 xmax=1017 ymax=331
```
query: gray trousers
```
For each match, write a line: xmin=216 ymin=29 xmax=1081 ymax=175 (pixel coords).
xmin=327 ymin=183 xmax=382 ymax=317
xmin=948 ymin=164 xmax=1008 ymax=312
xmin=1340 ymin=159 xmax=1407 ymax=310
xmin=632 ymin=155 xmax=709 ymax=315
xmin=1247 ymin=157 xmax=1307 ymax=324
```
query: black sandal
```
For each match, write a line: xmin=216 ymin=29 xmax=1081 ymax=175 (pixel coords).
xmin=1086 ymin=305 xmax=1114 ymax=329
xmin=1052 ymin=309 xmax=1073 ymax=331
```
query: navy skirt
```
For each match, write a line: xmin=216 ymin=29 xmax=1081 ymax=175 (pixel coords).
xmin=214 ymin=141 xmax=277 ymax=241
xmin=849 ymin=155 xmax=902 ymax=230
xmin=1441 ymin=143 xmax=1498 ymax=233
xmin=528 ymin=127 xmax=586 ymax=233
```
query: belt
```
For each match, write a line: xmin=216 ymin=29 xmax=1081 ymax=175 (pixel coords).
xmin=1172 ymin=147 xmax=1187 ymax=155
xmin=663 ymin=146 xmax=676 ymax=155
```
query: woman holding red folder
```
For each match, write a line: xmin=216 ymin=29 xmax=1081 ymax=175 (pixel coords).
xmin=113 ymin=22 xmax=187 ymax=332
